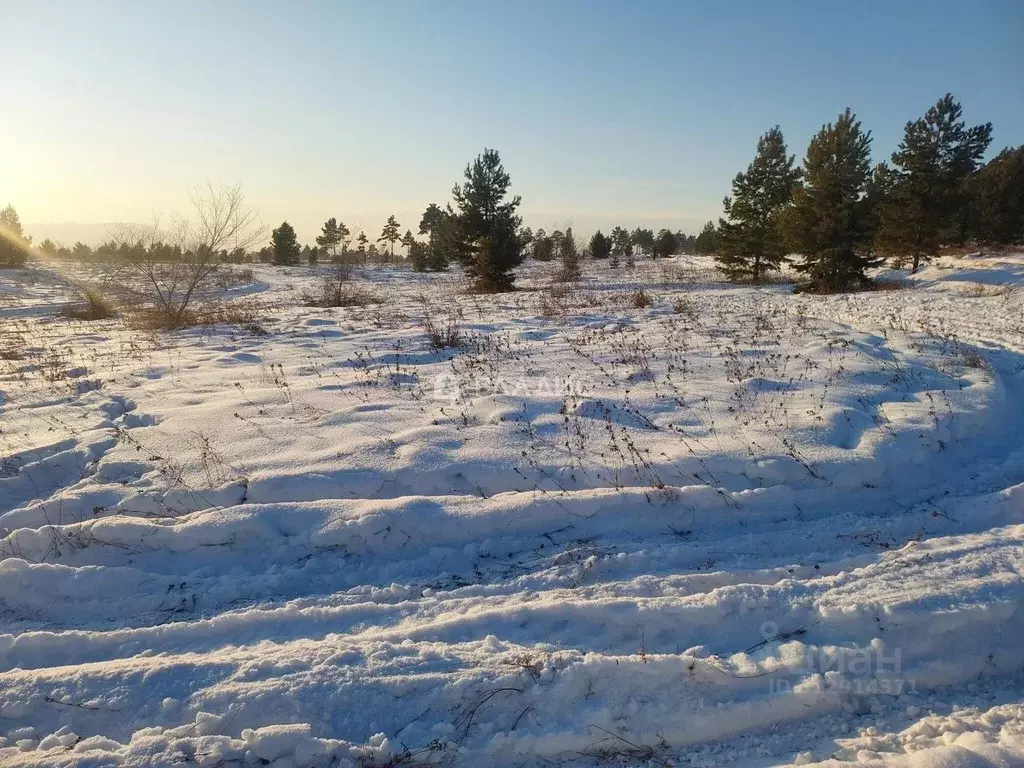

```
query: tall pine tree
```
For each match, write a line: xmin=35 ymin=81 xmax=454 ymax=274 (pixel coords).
xmin=715 ymin=126 xmax=800 ymax=282
xmin=785 ymin=109 xmax=877 ymax=293
xmin=654 ymin=229 xmax=676 ymax=259
xmin=694 ymin=221 xmax=717 ymax=255
xmin=271 ymin=221 xmax=301 ymax=266
xmin=589 ymin=230 xmax=611 ymax=260
xmin=419 ymin=202 xmax=459 ymax=271
xmin=451 ymin=148 xmax=524 ymax=292
xmin=875 ymin=94 xmax=992 ymax=272
xmin=968 ymin=146 xmax=1024 ymax=245
xmin=378 ymin=215 xmax=401 ymax=259
xmin=316 ymin=217 xmax=349 ymax=263
xmin=558 ymin=227 xmax=580 ymax=282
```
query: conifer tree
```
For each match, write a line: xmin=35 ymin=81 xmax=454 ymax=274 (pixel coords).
xmin=694 ymin=221 xmax=717 ymax=255
xmin=609 ymin=226 xmax=630 ymax=268
xmin=451 ymin=148 xmax=524 ymax=292
xmin=356 ymin=231 xmax=368 ymax=261
xmin=401 ymin=229 xmax=416 ymax=257
xmin=589 ymin=230 xmax=611 ymax=260
xmin=654 ymin=229 xmax=676 ymax=259
xmin=532 ymin=229 xmax=554 ymax=261
xmin=559 ymin=227 xmax=581 ymax=281
xmin=785 ymin=108 xmax=877 ymax=292
xmin=631 ymin=228 xmax=655 ymax=260
xmin=876 ymin=94 xmax=992 ymax=272
xmin=968 ymin=146 xmax=1024 ymax=245
xmin=419 ymin=203 xmax=459 ymax=271
xmin=0 ymin=205 xmax=30 ymax=268
xmin=271 ymin=221 xmax=301 ymax=266
xmin=378 ymin=215 xmax=401 ymax=259
xmin=316 ymin=218 xmax=349 ymax=263
xmin=715 ymin=126 xmax=800 ymax=282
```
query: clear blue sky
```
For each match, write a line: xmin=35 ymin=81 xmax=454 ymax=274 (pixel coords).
xmin=2 ymin=0 xmax=1022 ymax=245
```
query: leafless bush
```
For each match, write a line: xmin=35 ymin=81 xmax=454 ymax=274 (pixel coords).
xmin=302 ymin=270 xmax=377 ymax=308
xmin=539 ymin=284 xmax=571 ymax=317
xmin=127 ymin=299 xmax=266 ymax=332
xmin=672 ymin=296 xmax=698 ymax=319
xmin=630 ymin=288 xmax=652 ymax=308
xmin=60 ymin=287 xmax=117 ymax=321
xmin=423 ymin=316 xmax=464 ymax=349
xmin=110 ymin=185 xmax=263 ymax=328
xmin=960 ymin=282 xmax=1014 ymax=298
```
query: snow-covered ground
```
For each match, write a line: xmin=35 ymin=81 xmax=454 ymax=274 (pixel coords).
xmin=1 ymin=253 xmax=1023 ymax=767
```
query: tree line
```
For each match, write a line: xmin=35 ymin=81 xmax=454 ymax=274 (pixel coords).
xmin=705 ymin=93 xmax=1023 ymax=292
xmin=3 ymin=94 xmax=1021 ymax=293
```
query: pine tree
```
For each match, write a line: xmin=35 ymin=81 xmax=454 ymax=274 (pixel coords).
xmin=715 ymin=126 xmax=800 ymax=282
xmin=271 ymin=221 xmax=301 ymax=266
xmin=631 ymin=228 xmax=655 ymax=260
xmin=0 ymin=205 xmax=30 ymax=268
xmin=419 ymin=203 xmax=459 ymax=271
xmin=400 ymin=229 xmax=416 ymax=258
xmin=409 ymin=239 xmax=430 ymax=271
xmin=559 ymin=227 xmax=581 ymax=282
xmin=316 ymin=218 xmax=349 ymax=263
xmin=967 ymin=146 xmax=1024 ymax=245
xmin=654 ymin=229 xmax=676 ymax=259
xmin=589 ymin=230 xmax=611 ymax=260
xmin=378 ymin=215 xmax=401 ymax=259
xmin=610 ymin=226 xmax=631 ymax=268
xmin=876 ymin=94 xmax=992 ymax=272
xmin=694 ymin=221 xmax=717 ymax=255
xmin=532 ymin=229 xmax=554 ymax=261
xmin=785 ymin=108 xmax=877 ymax=293
xmin=451 ymin=148 xmax=524 ymax=292
xmin=356 ymin=231 xmax=368 ymax=261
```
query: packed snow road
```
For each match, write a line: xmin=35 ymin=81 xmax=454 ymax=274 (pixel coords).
xmin=1 ymin=255 xmax=1023 ymax=766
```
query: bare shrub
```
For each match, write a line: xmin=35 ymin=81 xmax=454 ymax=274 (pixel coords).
xmin=110 ymin=185 xmax=263 ymax=328
xmin=60 ymin=287 xmax=117 ymax=321
xmin=303 ymin=276 xmax=377 ymax=308
xmin=672 ymin=296 xmax=698 ymax=319
xmin=539 ymin=284 xmax=571 ymax=317
xmin=215 ymin=266 xmax=256 ymax=289
xmin=422 ymin=316 xmax=463 ymax=349
xmin=959 ymin=282 xmax=1014 ymax=299
xmin=630 ymin=288 xmax=652 ymax=308
xmin=127 ymin=299 xmax=266 ymax=332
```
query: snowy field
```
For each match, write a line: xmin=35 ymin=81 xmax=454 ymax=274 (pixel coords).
xmin=1 ymin=253 xmax=1024 ymax=767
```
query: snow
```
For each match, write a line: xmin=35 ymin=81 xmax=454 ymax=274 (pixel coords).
xmin=1 ymin=253 xmax=1023 ymax=766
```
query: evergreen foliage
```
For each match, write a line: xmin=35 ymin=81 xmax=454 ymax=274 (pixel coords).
xmin=271 ymin=221 xmax=301 ymax=266
xmin=785 ymin=109 xmax=878 ymax=292
xmin=0 ymin=205 xmax=30 ymax=268
xmin=715 ymin=126 xmax=800 ymax=282
xmin=968 ymin=145 xmax=1024 ymax=245
xmin=875 ymin=94 xmax=992 ymax=272
xmin=589 ymin=230 xmax=611 ymax=260
xmin=451 ymin=148 xmax=524 ymax=292
xmin=378 ymin=215 xmax=402 ymax=259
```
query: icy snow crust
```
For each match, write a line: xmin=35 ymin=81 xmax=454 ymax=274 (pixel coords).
xmin=1 ymin=255 xmax=1023 ymax=766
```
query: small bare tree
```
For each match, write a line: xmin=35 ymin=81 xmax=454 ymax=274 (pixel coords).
xmin=111 ymin=185 xmax=263 ymax=327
